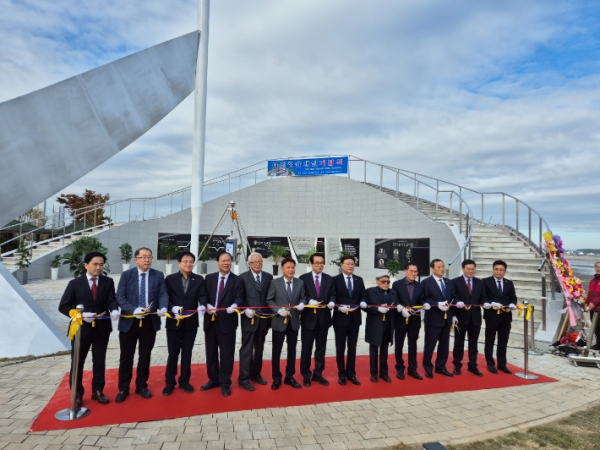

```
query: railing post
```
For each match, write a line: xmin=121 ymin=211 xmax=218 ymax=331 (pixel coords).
xmin=181 ymin=191 xmax=184 ymax=210
xmin=154 ymin=198 xmax=157 ymax=219
xmin=539 ymin=217 xmax=543 ymax=252
xmin=449 ymin=192 xmax=453 ymax=221
xmin=395 ymin=172 xmax=399 ymax=199
xmin=170 ymin=194 xmax=173 ymax=215
xmin=379 ymin=166 xmax=383 ymax=190
xmin=364 ymin=161 xmax=367 ymax=183
xmin=481 ymin=194 xmax=484 ymax=223
xmin=229 ymin=173 xmax=231 ymax=193
xmin=502 ymin=194 xmax=505 ymax=226
xmin=128 ymin=200 xmax=132 ymax=223
xmin=416 ymin=182 xmax=420 ymax=210
xmin=516 ymin=200 xmax=519 ymax=234
xmin=515 ymin=301 xmax=539 ymax=380
xmin=348 ymin=159 xmax=351 ymax=178
xmin=142 ymin=200 xmax=146 ymax=221
xmin=94 ymin=208 xmax=97 ymax=227
xmin=528 ymin=208 xmax=532 ymax=243
xmin=413 ymin=174 xmax=417 ymax=197
xmin=459 ymin=187 xmax=463 ymax=233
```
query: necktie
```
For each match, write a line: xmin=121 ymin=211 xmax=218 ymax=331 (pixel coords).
xmin=497 ymin=280 xmax=502 ymax=294
xmin=467 ymin=278 xmax=472 ymax=294
xmin=217 ymin=276 xmax=225 ymax=307
xmin=439 ymin=278 xmax=446 ymax=297
xmin=407 ymin=283 xmax=414 ymax=301
xmin=315 ymin=275 xmax=321 ymax=297
xmin=286 ymin=281 xmax=292 ymax=301
xmin=91 ymin=277 xmax=97 ymax=301
xmin=256 ymin=274 xmax=262 ymax=291
xmin=139 ymin=273 xmax=146 ymax=308
xmin=346 ymin=276 xmax=353 ymax=296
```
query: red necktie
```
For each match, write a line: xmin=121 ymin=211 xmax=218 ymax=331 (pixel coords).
xmin=91 ymin=277 xmax=98 ymax=301
xmin=467 ymin=278 xmax=472 ymax=295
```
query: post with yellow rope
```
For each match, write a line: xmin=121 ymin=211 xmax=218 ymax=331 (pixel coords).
xmin=515 ymin=301 xmax=539 ymax=380
xmin=55 ymin=305 xmax=91 ymax=421
xmin=528 ymin=305 xmax=543 ymax=356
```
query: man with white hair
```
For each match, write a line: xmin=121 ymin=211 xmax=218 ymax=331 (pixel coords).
xmin=237 ymin=252 xmax=273 ymax=390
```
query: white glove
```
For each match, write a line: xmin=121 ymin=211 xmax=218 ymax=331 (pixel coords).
xmin=339 ymin=305 xmax=349 ymax=313
xmin=297 ymin=303 xmax=305 ymax=311
xmin=360 ymin=301 xmax=367 ymax=309
xmin=327 ymin=301 xmax=335 ymax=309
xmin=309 ymin=299 xmax=319 ymax=306
xmin=509 ymin=303 xmax=516 ymax=310
xmin=483 ymin=303 xmax=492 ymax=310
xmin=378 ymin=307 xmax=389 ymax=314
xmin=157 ymin=307 xmax=167 ymax=317
xmin=438 ymin=302 xmax=449 ymax=312
xmin=278 ymin=308 xmax=289 ymax=317
xmin=491 ymin=302 xmax=501 ymax=308
xmin=456 ymin=301 xmax=465 ymax=309
xmin=82 ymin=312 xmax=95 ymax=323
xmin=226 ymin=304 xmax=237 ymax=314
xmin=172 ymin=306 xmax=182 ymax=315
xmin=401 ymin=308 xmax=410 ymax=318
xmin=133 ymin=307 xmax=146 ymax=319
xmin=452 ymin=316 xmax=459 ymax=325
xmin=110 ymin=310 xmax=120 ymax=321
xmin=423 ymin=303 xmax=431 ymax=311
xmin=207 ymin=304 xmax=216 ymax=315
xmin=198 ymin=305 xmax=206 ymax=315
xmin=245 ymin=308 xmax=254 ymax=318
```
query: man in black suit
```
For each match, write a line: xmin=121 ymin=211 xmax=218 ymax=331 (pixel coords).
xmin=365 ymin=272 xmax=396 ymax=383
xmin=163 ymin=251 xmax=208 ymax=396
xmin=482 ymin=260 xmax=518 ymax=374
xmin=299 ymin=252 xmax=335 ymax=387
xmin=451 ymin=259 xmax=487 ymax=377
xmin=58 ymin=251 xmax=119 ymax=407
xmin=332 ymin=255 xmax=367 ymax=386
xmin=238 ymin=252 xmax=273 ymax=390
xmin=267 ymin=257 xmax=306 ymax=390
xmin=115 ymin=247 xmax=169 ymax=403
xmin=421 ymin=259 xmax=455 ymax=378
xmin=200 ymin=251 xmax=245 ymax=397
xmin=392 ymin=262 xmax=424 ymax=380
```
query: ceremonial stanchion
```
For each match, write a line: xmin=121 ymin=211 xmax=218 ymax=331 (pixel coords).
xmin=55 ymin=305 xmax=91 ymax=421
xmin=528 ymin=304 xmax=543 ymax=356
xmin=515 ymin=301 xmax=539 ymax=380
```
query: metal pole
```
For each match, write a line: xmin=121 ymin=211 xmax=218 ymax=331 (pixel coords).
xmin=55 ymin=305 xmax=91 ymax=421
xmin=502 ymin=194 xmax=505 ymax=226
xmin=583 ymin=311 xmax=600 ymax=357
xmin=515 ymin=301 xmax=539 ymax=380
xmin=379 ymin=166 xmax=383 ymax=190
xmin=528 ymin=208 xmax=532 ymax=243
xmin=154 ymin=198 xmax=157 ymax=219
xmin=539 ymin=217 xmax=543 ymax=252
xmin=459 ymin=201 xmax=463 ymax=234
xmin=395 ymin=172 xmax=399 ymax=198
xmin=364 ymin=161 xmax=366 ymax=183
xmin=142 ymin=200 xmax=145 ymax=221
xmin=128 ymin=200 xmax=132 ymax=223
xmin=170 ymin=194 xmax=173 ymax=215
xmin=449 ymin=191 xmax=453 ymax=221
xmin=528 ymin=305 xmax=542 ymax=355
xmin=541 ymin=297 xmax=547 ymax=331
xmin=481 ymin=194 xmax=484 ymax=222
xmin=516 ymin=200 xmax=519 ymax=234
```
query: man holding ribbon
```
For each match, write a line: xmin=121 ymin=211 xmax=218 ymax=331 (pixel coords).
xmin=59 ymin=251 xmax=118 ymax=407
xmin=115 ymin=247 xmax=169 ymax=403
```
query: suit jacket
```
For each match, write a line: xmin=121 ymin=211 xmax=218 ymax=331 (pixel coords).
xmin=299 ymin=272 xmax=335 ymax=331
xmin=482 ymin=276 xmax=518 ymax=324
xmin=421 ymin=275 xmax=455 ymax=328
xmin=117 ymin=267 xmax=169 ymax=333
xmin=391 ymin=278 xmax=424 ymax=329
xmin=365 ymin=287 xmax=397 ymax=347
xmin=451 ymin=276 xmax=486 ymax=327
xmin=332 ymin=273 xmax=367 ymax=327
xmin=266 ymin=277 xmax=306 ymax=332
xmin=239 ymin=270 xmax=273 ymax=332
xmin=165 ymin=271 xmax=208 ymax=330
xmin=59 ymin=274 xmax=118 ymax=339
xmin=201 ymin=272 xmax=245 ymax=333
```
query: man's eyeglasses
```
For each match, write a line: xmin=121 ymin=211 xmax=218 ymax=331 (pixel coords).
xmin=312 ymin=262 xmax=325 ymax=265
xmin=136 ymin=256 xmax=153 ymax=260
xmin=379 ymin=280 xmax=390 ymax=284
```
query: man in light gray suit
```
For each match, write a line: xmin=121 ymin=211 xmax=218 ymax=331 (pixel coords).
xmin=238 ymin=252 xmax=273 ymax=390
xmin=267 ymin=257 xmax=306 ymax=390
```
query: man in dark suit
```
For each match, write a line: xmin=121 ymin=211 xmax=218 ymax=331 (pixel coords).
xmin=332 ymin=255 xmax=367 ymax=386
xmin=267 ymin=257 xmax=306 ymax=390
xmin=200 ymin=251 xmax=245 ymax=397
xmin=365 ymin=272 xmax=397 ymax=383
xmin=238 ymin=252 xmax=273 ymax=390
xmin=482 ymin=259 xmax=518 ymax=374
xmin=163 ymin=251 xmax=208 ymax=396
xmin=115 ymin=247 xmax=169 ymax=403
xmin=451 ymin=259 xmax=487 ymax=377
xmin=58 ymin=251 xmax=119 ymax=407
xmin=392 ymin=262 xmax=424 ymax=380
xmin=299 ymin=252 xmax=335 ymax=387
xmin=421 ymin=259 xmax=455 ymax=378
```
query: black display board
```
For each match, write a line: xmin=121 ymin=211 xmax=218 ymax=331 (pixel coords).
xmin=247 ymin=236 xmax=290 ymax=260
xmin=157 ymin=233 xmax=229 ymax=260
xmin=374 ymin=238 xmax=430 ymax=276
xmin=341 ymin=238 xmax=360 ymax=267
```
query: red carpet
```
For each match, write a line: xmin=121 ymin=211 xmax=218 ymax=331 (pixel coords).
xmin=31 ymin=354 xmax=556 ymax=431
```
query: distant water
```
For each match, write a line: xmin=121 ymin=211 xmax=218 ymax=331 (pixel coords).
xmin=570 ymin=260 xmax=597 ymax=277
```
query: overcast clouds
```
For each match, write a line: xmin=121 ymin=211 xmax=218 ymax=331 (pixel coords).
xmin=1 ymin=0 xmax=599 ymax=247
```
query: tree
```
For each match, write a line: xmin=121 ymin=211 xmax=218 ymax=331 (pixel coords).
xmin=17 ymin=208 xmax=47 ymax=228
xmin=57 ymin=189 xmax=110 ymax=226
xmin=62 ymin=236 xmax=109 ymax=277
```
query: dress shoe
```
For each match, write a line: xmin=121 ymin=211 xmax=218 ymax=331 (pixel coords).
xmin=348 ymin=377 xmax=361 ymax=386
xmin=312 ymin=375 xmax=329 ymax=386
xmin=200 ymin=380 xmax=220 ymax=391
xmin=179 ymin=382 xmax=195 ymax=393
xmin=303 ymin=378 xmax=312 ymax=387
xmin=284 ymin=378 xmax=302 ymax=389
xmin=425 ymin=371 xmax=433 ymax=379
xmin=91 ymin=391 xmax=109 ymax=404
xmin=239 ymin=383 xmax=255 ymax=392
xmin=338 ymin=377 xmax=346 ymax=386
xmin=75 ymin=396 xmax=82 ymax=408
xmin=396 ymin=371 xmax=405 ymax=380
xmin=115 ymin=391 xmax=129 ymax=403
xmin=271 ymin=380 xmax=281 ymax=390
xmin=590 ymin=344 xmax=600 ymax=350
xmin=380 ymin=375 xmax=392 ymax=383
xmin=453 ymin=367 xmax=461 ymax=376
xmin=135 ymin=388 xmax=152 ymax=399
xmin=221 ymin=387 xmax=231 ymax=397
xmin=434 ymin=368 xmax=454 ymax=377
xmin=498 ymin=366 xmax=512 ymax=374
xmin=162 ymin=385 xmax=175 ymax=396
xmin=408 ymin=371 xmax=423 ymax=380
xmin=251 ymin=375 xmax=268 ymax=385
xmin=370 ymin=375 xmax=378 ymax=383
xmin=468 ymin=367 xmax=483 ymax=377
xmin=487 ymin=365 xmax=498 ymax=374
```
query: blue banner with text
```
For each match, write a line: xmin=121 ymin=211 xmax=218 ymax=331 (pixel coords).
xmin=267 ymin=157 xmax=348 ymax=177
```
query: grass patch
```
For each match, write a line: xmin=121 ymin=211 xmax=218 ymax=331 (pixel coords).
xmin=0 ymin=350 xmax=70 ymax=366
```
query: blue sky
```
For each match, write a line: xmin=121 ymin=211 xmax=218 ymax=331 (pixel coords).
xmin=1 ymin=0 xmax=599 ymax=249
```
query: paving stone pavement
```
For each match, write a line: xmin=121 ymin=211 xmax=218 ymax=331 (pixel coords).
xmin=1 ymin=276 xmax=600 ymax=449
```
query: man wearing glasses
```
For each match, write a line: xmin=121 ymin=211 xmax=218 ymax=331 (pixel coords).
xmin=238 ymin=252 xmax=273 ymax=390
xmin=115 ymin=247 xmax=169 ymax=403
